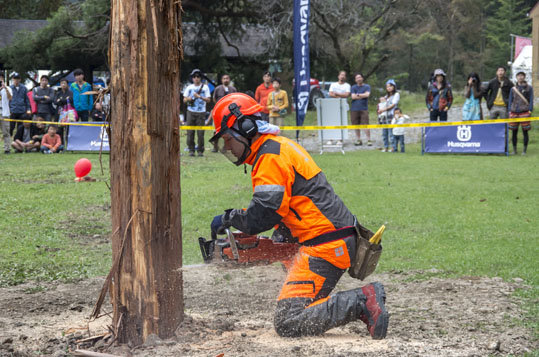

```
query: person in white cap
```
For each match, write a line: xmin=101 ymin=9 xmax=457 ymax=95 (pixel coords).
xmin=8 ymin=72 xmax=31 ymax=136
xmin=425 ymin=68 xmax=453 ymax=121
xmin=183 ymin=69 xmax=211 ymax=157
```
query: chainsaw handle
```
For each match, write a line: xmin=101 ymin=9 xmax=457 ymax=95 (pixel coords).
xmin=226 ymin=229 xmax=240 ymax=260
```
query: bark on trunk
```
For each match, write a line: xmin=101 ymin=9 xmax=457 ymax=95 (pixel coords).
xmin=109 ymin=0 xmax=183 ymax=346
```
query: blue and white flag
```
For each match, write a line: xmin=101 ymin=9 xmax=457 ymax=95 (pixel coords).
xmin=293 ymin=0 xmax=310 ymax=129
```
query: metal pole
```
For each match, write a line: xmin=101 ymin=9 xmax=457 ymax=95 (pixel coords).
xmin=510 ymin=34 xmax=515 ymax=63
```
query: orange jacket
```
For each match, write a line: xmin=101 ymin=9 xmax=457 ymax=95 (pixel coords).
xmin=255 ymin=83 xmax=274 ymax=114
xmin=223 ymin=134 xmax=355 ymax=243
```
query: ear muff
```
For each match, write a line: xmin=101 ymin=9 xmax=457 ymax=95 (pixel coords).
xmin=228 ymin=103 xmax=258 ymax=139
xmin=238 ymin=116 xmax=258 ymax=139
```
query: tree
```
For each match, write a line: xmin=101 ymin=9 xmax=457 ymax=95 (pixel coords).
xmin=484 ymin=0 xmax=531 ymax=72
xmin=0 ymin=0 xmax=63 ymax=20
xmin=0 ymin=0 xmax=110 ymax=83
xmin=108 ymin=0 xmax=183 ymax=345
xmin=181 ymin=0 xmax=265 ymax=90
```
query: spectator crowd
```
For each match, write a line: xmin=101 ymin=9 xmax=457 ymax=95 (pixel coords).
xmin=1 ymin=64 xmax=533 ymax=156
xmin=0 ymin=69 xmax=108 ymax=154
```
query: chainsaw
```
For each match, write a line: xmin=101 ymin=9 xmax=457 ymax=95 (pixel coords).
xmin=198 ymin=229 xmax=299 ymax=266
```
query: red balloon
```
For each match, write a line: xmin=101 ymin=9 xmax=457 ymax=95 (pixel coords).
xmin=74 ymin=158 xmax=92 ymax=178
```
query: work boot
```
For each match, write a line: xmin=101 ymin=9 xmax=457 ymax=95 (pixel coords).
xmin=360 ymin=282 xmax=389 ymax=339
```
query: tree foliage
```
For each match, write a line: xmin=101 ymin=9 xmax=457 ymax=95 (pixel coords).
xmin=0 ymin=0 xmax=109 ymax=82
xmin=0 ymin=0 xmax=63 ymax=20
xmin=0 ymin=0 xmax=534 ymax=91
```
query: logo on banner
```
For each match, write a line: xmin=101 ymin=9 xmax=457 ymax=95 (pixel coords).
xmin=293 ymin=0 xmax=310 ymax=126
xmin=298 ymin=92 xmax=309 ymax=111
xmin=456 ymin=125 xmax=472 ymax=141
xmin=90 ymin=126 xmax=109 ymax=148
xmin=447 ymin=125 xmax=480 ymax=148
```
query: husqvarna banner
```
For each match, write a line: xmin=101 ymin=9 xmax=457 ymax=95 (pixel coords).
xmin=293 ymin=0 xmax=310 ymax=128
xmin=67 ymin=122 xmax=110 ymax=151
xmin=423 ymin=123 xmax=506 ymax=154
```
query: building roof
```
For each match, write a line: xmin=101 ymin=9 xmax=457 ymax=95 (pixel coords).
xmin=0 ymin=19 xmax=271 ymax=58
xmin=0 ymin=19 xmax=48 ymax=49
xmin=182 ymin=23 xmax=271 ymax=58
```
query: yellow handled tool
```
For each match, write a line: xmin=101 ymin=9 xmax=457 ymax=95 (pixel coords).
xmin=369 ymin=225 xmax=385 ymax=245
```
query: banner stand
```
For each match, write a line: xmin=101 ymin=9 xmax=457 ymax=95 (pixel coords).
xmin=316 ymin=98 xmax=348 ymax=154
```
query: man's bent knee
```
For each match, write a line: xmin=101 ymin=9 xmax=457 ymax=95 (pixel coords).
xmin=274 ymin=298 xmax=312 ymax=337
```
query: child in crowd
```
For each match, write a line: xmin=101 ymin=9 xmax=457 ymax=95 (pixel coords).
xmin=376 ymin=97 xmax=387 ymax=124
xmin=377 ymin=97 xmax=390 ymax=151
xmin=32 ymin=116 xmax=47 ymax=146
xmin=11 ymin=121 xmax=41 ymax=152
xmin=377 ymin=96 xmax=388 ymax=124
xmin=266 ymin=78 xmax=289 ymax=127
xmin=391 ymin=108 xmax=408 ymax=153
xmin=40 ymin=125 xmax=64 ymax=154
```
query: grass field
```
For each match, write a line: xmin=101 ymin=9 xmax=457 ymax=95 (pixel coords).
xmin=0 ymin=121 xmax=537 ymax=335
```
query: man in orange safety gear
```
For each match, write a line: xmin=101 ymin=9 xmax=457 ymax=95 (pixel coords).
xmin=209 ymin=93 xmax=389 ymax=338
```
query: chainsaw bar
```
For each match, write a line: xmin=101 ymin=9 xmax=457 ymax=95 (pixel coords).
xmin=198 ymin=230 xmax=299 ymax=266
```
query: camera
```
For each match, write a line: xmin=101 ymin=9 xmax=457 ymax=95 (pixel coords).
xmin=471 ymin=78 xmax=477 ymax=83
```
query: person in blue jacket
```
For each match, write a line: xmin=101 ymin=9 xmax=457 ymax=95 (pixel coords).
xmin=70 ymin=68 xmax=93 ymax=122
xmin=9 ymin=72 xmax=31 ymax=135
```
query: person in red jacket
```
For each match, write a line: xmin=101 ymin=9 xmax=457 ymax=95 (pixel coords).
xmin=209 ymin=93 xmax=389 ymax=339
xmin=40 ymin=125 xmax=63 ymax=154
xmin=254 ymin=71 xmax=273 ymax=122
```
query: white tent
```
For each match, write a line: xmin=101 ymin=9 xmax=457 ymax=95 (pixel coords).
xmin=511 ymin=45 xmax=532 ymax=85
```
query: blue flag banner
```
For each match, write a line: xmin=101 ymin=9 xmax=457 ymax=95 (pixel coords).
xmin=423 ymin=123 xmax=507 ymax=154
xmin=67 ymin=122 xmax=110 ymax=151
xmin=293 ymin=0 xmax=310 ymax=128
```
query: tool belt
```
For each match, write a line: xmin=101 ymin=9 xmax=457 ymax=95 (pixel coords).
xmin=348 ymin=217 xmax=383 ymax=280
xmin=301 ymin=226 xmax=356 ymax=247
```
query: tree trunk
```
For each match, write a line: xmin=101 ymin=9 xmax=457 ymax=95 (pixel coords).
xmin=109 ymin=0 xmax=183 ymax=346
xmin=83 ymin=67 xmax=93 ymax=85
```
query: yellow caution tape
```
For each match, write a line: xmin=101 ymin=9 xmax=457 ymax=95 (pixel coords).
xmin=369 ymin=225 xmax=385 ymax=245
xmin=3 ymin=118 xmax=108 ymax=127
xmin=4 ymin=116 xmax=538 ymax=131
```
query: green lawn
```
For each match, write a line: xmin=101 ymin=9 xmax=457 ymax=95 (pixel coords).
xmin=0 ymin=122 xmax=537 ymax=334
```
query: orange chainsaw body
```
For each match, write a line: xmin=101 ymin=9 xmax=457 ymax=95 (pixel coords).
xmin=199 ymin=231 xmax=299 ymax=266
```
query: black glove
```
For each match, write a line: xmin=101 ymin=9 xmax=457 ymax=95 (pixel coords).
xmin=211 ymin=214 xmax=227 ymax=236
xmin=271 ymin=222 xmax=296 ymax=243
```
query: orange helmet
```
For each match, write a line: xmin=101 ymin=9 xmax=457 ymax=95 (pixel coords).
xmin=211 ymin=93 xmax=263 ymax=136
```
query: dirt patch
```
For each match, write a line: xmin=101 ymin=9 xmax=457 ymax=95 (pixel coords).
xmin=0 ymin=264 xmax=536 ymax=356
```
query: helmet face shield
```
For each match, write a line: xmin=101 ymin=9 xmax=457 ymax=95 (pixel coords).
xmin=210 ymin=128 xmax=251 ymax=166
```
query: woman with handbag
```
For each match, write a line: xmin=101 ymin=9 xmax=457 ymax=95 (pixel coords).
xmin=462 ymin=72 xmax=483 ymax=121
xmin=56 ymin=78 xmax=77 ymax=146
xmin=508 ymin=71 xmax=533 ymax=155
xmin=426 ymin=68 xmax=453 ymax=121
xmin=266 ymin=78 xmax=289 ymax=127
xmin=56 ymin=79 xmax=75 ymax=118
